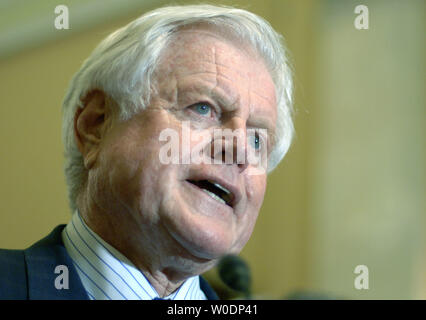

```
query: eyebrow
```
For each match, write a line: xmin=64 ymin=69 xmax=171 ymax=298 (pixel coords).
xmin=177 ymin=77 xmax=276 ymax=145
xmin=176 ymin=75 xmax=239 ymax=112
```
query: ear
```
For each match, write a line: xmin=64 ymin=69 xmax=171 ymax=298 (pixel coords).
xmin=74 ymin=90 xmax=110 ymax=170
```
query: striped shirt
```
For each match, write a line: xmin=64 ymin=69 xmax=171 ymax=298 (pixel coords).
xmin=61 ymin=212 xmax=207 ymax=300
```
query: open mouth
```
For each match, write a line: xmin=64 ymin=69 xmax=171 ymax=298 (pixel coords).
xmin=187 ymin=179 xmax=234 ymax=208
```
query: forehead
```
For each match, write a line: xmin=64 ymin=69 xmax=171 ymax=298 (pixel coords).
xmin=159 ymin=30 xmax=274 ymax=92
xmin=155 ymin=28 xmax=277 ymax=132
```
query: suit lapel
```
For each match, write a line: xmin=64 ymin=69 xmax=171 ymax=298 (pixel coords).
xmin=24 ymin=225 xmax=89 ymax=300
xmin=200 ymin=275 xmax=219 ymax=300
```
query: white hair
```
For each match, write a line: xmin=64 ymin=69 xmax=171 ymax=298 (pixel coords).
xmin=62 ymin=4 xmax=294 ymax=212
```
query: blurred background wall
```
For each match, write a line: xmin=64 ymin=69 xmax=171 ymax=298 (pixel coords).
xmin=0 ymin=0 xmax=424 ymax=299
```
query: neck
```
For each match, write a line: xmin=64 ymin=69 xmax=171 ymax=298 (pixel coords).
xmin=76 ymin=193 xmax=214 ymax=297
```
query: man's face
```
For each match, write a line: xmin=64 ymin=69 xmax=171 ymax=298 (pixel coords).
xmin=89 ymin=29 xmax=277 ymax=264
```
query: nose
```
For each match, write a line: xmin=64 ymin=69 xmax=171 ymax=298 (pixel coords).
xmin=208 ymin=117 xmax=249 ymax=172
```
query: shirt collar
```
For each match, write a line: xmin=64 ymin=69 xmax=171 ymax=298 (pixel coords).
xmin=61 ymin=211 xmax=206 ymax=300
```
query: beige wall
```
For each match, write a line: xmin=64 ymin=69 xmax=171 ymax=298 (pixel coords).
xmin=307 ymin=0 xmax=425 ymax=299
xmin=0 ymin=0 xmax=423 ymax=299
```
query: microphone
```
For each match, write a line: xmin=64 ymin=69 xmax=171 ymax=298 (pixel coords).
xmin=217 ymin=254 xmax=251 ymax=299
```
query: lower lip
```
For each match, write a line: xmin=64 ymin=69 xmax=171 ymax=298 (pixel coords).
xmin=184 ymin=180 xmax=233 ymax=212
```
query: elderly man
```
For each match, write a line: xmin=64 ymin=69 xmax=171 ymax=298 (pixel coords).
xmin=0 ymin=4 xmax=293 ymax=300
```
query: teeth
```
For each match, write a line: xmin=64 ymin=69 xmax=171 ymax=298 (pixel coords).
xmin=202 ymin=189 xmax=227 ymax=205
xmin=209 ymin=181 xmax=230 ymax=195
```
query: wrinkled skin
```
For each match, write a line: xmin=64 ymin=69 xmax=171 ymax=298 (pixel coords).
xmin=74 ymin=27 xmax=277 ymax=297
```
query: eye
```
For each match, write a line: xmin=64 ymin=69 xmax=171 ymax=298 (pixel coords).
xmin=189 ymin=102 xmax=213 ymax=117
xmin=249 ymin=132 xmax=261 ymax=150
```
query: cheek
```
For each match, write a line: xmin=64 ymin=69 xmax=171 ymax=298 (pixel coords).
xmin=95 ymin=127 xmax=166 ymax=211
xmin=230 ymin=210 xmax=259 ymax=255
xmin=245 ymin=174 xmax=267 ymax=209
xmin=230 ymin=175 xmax=266 ymax=252
xmin=92 ymin=142 xmax=142 ymax=212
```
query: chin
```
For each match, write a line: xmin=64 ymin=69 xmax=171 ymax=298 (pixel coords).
xmin=188 ymin=228 xmax=238 ymax=260
xmin=165 ymin=213 xmax=237 ymax=260
xmin=173 ymin=209 xmax=252 ymax=260
xmin=188 ymin=223 xmax=254 ymax=260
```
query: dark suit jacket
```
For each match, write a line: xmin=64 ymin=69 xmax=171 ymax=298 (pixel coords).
xmin=0 ymin=225 xmax=219 ymax=300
